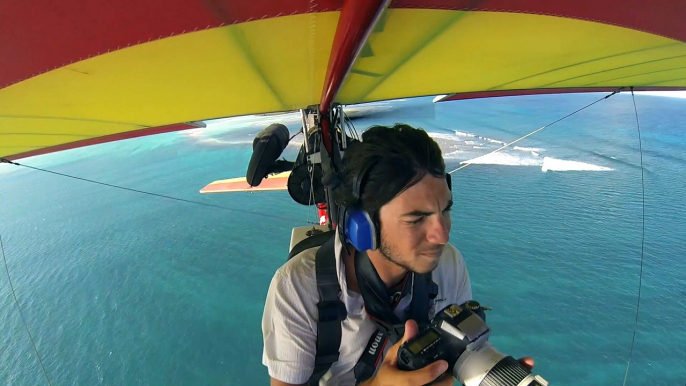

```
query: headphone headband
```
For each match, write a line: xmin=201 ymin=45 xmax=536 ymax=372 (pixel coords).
xmin=351 ymin=158 xmax=380 ymax=204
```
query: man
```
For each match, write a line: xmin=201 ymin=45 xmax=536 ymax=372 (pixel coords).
xmin=262 ymin=124 xmax=530 ymax=385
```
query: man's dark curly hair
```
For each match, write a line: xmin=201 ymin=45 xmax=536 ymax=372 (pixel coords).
xmin=333 ymin=123 xmax=445 ymax=218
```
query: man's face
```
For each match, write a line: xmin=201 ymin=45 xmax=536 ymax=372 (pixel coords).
xmin=376 ymin=173 xmax=453 ymax=274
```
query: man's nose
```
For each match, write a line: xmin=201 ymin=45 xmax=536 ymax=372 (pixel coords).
xmin=427 ymin=215 xmax=449 ymax=244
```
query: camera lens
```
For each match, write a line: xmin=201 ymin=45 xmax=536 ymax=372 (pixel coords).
xmin=480 ymin=356 xmax=530 ymax=386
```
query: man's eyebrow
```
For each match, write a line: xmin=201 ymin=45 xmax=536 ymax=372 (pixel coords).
xmin=401 ymin=200 xmax=453 ymax=217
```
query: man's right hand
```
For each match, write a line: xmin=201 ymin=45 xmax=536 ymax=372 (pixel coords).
xmin=360 ymin=320 xmax=453 ymax=386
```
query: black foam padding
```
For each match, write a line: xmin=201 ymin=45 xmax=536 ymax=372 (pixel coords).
xmin=287 ymin=163 xmax=326 ymax=205
xmin=245 ymin=123 xmax=290 ymax=186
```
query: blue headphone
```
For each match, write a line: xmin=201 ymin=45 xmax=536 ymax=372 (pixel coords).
xmin=343 ymin=160 xmax=380 ymax=251
xmin=342 ymin=162 xmax=452 ymax=252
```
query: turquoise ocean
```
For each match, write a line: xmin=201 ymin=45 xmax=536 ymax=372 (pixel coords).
xmin=1 ymin=93 xmax=685 ymax=385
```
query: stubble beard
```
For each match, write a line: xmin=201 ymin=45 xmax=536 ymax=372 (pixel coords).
xmin=378 ymin=233 xmax=439 ymax=275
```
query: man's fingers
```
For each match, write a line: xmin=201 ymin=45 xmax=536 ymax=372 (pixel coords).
xmin=402 ymin=320 xmax=419 ymax=344
xmin=405 ymin=360 xmax=449 ymax=386
xmin=432 ymin=372 xmax=457 ymax=386
xmin=385 ymin=320 xmax=419 ymax=363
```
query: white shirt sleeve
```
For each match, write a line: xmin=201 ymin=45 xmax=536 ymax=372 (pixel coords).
xmin=262 ymin=269 xmax=317 ymax=384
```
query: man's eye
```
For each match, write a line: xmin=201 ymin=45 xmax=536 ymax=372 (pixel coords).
xmin=407 ymin=217 xmax=424 ymax=225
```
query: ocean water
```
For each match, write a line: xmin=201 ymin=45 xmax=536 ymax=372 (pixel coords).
xmin=1 ymin=93 xmax=684 ymax=385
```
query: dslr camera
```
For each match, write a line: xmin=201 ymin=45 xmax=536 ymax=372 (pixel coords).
xmin=398 ymin=301 xmax=549 ymax=386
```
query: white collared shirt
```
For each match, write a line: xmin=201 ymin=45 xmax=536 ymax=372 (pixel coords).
xmin=262 ymin=231 xmax=472 ymax=385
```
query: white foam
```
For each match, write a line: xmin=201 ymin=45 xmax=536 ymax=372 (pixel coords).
xmin=531 ymin=151 xmax=540 ymax=157
xmin=458 ymin=153 xmax=613 ymax=172
xmin=192 ymin=137 xmax=302 ymax=148
xmin=465 ymin=140 xmax=476 ymax=145
xmin=484 ymin=137 xmax=507 ymax=146
xmin=461 ymin=152 xmax=541 ymax=166
xmin=454 ymin=131 xmax=476 ymax=138
xmin=444 ymin=150 xmax=462 ymax=158
xmin=541 ymin=157 xmax=613 ymax=172
xmin=194 ymin=138 xmax=253 ymax=146
xmin=514 ymin=146 xmax=544 ymax=152
xmin=428 ymin=133 xmax=463 ymax=142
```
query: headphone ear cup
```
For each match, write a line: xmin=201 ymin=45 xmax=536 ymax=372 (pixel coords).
xmin=344 ymin=209 xmax=377 ymax=251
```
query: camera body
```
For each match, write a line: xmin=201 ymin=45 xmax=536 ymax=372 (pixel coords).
xmin=397 ymin=301 xmax=549 ymax=386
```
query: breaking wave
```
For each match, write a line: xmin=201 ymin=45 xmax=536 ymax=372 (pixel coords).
xmin=514 ymin=146 xmax=544 ymax=153
xmin=460 ymin=154 xmax=613 ymax=172
xmin=541 ymin=157 xmax=613 ymax=172
xmin=461 ymin=153 xmax=541 ymax=166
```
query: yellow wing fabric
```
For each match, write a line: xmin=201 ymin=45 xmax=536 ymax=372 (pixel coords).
xmin=338 ymin=9 xmax=686 ymax=104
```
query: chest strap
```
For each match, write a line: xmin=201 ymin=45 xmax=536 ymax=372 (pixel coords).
xmin=308 ymin=235 xmax=347 ymax=386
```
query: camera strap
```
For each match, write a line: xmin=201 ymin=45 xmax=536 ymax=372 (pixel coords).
xmin=353 ymin=251 xmax=438 ymax=384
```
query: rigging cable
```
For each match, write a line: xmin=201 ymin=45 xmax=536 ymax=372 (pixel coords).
xmin=448 ymin=88 xmax=623 ymax=174
xmin=622 ymin=87 xmax=647 ymax=386
xmin=288 ymin=127 xmax=302 ymax=142
xmin=0 ymin=231 xmax=54 ymax=386
xmin=0 ymin=159 xmax=303 ymax=223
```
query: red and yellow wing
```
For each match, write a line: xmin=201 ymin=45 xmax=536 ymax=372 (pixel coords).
xmin=2 ymin=0 xmax=686 ymax=160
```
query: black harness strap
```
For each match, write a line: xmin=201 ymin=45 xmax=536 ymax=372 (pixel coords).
xmin=288 ymin=230 xmax=336 ymax=261
xmin=308 ymin=235 xmax=347 ymax=386
xmin=301 ymin=234 xmax=438 ymax=385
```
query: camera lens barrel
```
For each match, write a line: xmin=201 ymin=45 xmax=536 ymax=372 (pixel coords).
xmin=480 ymin=356 xmax=533 ymax=386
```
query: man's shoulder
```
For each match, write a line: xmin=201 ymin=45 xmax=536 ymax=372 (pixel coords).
xmin=431 ymin=242 xmax=471 ymax=308
xmin=433 ymin=243 xmax=469 ymax=285
xmin=272 ymin=245 xmax=320 ymax=295
xmin=438 ymin=243 xmax=466 ymax=268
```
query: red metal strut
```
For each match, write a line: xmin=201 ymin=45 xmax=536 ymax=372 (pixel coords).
xmin=318 ymin=0 xmax=389 ymax=154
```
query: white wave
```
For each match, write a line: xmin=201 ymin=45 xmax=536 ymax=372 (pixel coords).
xmin=465 ymin=140 xmax=476 ymax=145
xmin=454 ymin=131 xmax=476 ymax=138
xmin=461 ymin=152 xmax=541 ymax=166
xmin=541 ymin=157 xmax=613 ymax=172
xmin=473 ymin=146 xmax=488 ymax=149
xmin=484 ymin=137 xmax=507 ymax=146
xmin=194 ymin=138 xmax=253 ymax=146
xmin=428 ymin=133 xmax=463 ymax=142
xmin=444 ymin=150 xmax=462 ymax=158
xmin=514 ymin=146 xmax=544 ymax=152
xmin=192 ymin=137 xmax=302 ymax=148
xmin=531 ymin=151 xmax=540 ymax=157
